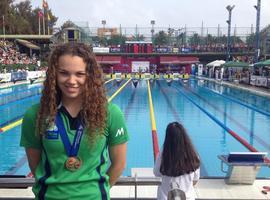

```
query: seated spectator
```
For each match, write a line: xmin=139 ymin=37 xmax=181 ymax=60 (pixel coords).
xmin=0 ymin=40 xmax=37 ymax=66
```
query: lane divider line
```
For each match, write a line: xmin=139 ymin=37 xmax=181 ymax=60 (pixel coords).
xmin=105 ymin=79 xmax=114 ymax=84
xmin=197 ymin=81 xmax=270 ymax=118
xmin=0 ymin=119 xmax=23 ymax=133
xmin=180 ymin=82 xmax=270 ymax=151
xmin=108 ymin=79 xmax=131 ymax=102
xmin=173 ymin=85 xmax=270 ymax=163
xmin=147 ymin=80 xmax=160 ymax=162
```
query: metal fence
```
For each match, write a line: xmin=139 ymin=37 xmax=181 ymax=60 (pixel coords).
xmin=0 ymin=176 xmax=161 ymax=200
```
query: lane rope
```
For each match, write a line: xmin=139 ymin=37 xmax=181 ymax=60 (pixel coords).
xmin=147 ymin=80 xmax=159 ymax=162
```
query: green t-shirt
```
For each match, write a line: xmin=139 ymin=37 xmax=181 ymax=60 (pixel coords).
xmin=20 ymin=103 xmax=129 ymax=200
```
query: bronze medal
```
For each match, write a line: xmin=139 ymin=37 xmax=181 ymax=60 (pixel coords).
xmin=65 ymin=157 xmax=82 ymax=171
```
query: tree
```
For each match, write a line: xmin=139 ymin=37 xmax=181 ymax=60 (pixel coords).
xmin=99 ymin=37 xmax=108 ymax=46
xmin=0 ymin=0 xmax=57 ymax=34
xmin=216 ymin=34 xmax=227 ymax=44
xmin=188 ymin=33 xmax=201 ymax=46
xmin=176 ymin=32 xmax=185 ymax=46
xmin=246 ymin=33 xmax=255 ymax=48
xmin=205 ymin=34 xmax=215 ymax=45
xmin=12 ymin=1 xmax=32 ymax=34
xmin=153 ymin=31 xmax=169 ymax=46
xmin=0 ymin=0 xmax=14 ymax=34
xmin=51 ymin=20 xmax=76 ymax=43
xmin=0 ymin=0 xmax=14 ymax=15
xmin=107 ymin=35 xmax=127 ymax=46
xmin=131 ymin=34 xmax=145 ymax=41
xmin=31 ymin=7 xmax=58 ymax=35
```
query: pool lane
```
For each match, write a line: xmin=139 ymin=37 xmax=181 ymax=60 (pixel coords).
xmin=2 ymin=78 xmax=270 ymax=178
xmin=109 ymin=80 xmax=153 ymax=176
xmin=201 ymin=80 xmax=270 ymax=113
xmin=193 ymin=81 xmax=270 ymax=118
xmin=152 ymin=80 xmax=269 ymax=177
xmin=180 ymin=82 xmax=270 ymax=152
xmin=187 ymin=80 xmax=270 ymax=154
xmin=155 ymin=81 xmax=208 ymax=177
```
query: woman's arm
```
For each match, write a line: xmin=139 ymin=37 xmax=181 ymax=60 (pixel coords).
xmin=25 ymin=148 xmax=41 ymax=176
xmin=107 ymin=142 xmax=127 ymax=187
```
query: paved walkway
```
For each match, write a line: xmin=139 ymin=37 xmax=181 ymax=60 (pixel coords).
xmin=0 ymin=178 xmax=269 ymax=199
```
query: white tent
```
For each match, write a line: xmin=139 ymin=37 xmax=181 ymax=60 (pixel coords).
xmin=206 ymin=60 xmax=226 ymax=68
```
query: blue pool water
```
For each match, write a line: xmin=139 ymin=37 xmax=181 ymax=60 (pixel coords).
xmin=0 ymin=79 xmax=270 ymax=177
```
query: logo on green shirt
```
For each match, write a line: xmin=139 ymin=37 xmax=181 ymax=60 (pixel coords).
xmin=115 ymin=127 xmax=124 ymax=137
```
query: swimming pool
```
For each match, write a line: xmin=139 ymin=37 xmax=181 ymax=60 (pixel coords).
xmin=1 ymin=78 xmax=270 ymax=177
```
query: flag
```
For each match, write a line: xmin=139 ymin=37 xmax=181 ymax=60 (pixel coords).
xmin=47 ymin=13 xmax=53 ymax=28
xmin=38 ymin=10 xmax=43 ymax=18
xmin=43 ymin=0 xmax=48 ymax=9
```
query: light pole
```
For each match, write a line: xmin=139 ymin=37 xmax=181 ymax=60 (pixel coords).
xmin=226 ymin=5 xmax=235 ymax=61
xmin=101 ymin=20 xmax=106 ymax=46
xmin=101 ymin=20 xmax=106 ymax=36
xmin=150 ymin=20 xmax=155 ymax=42
xmin=254 ymin=0 xmax=261 ymax=63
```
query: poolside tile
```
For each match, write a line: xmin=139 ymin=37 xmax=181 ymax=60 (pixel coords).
xmin=195 ymin=179 xmax=233 ymax=199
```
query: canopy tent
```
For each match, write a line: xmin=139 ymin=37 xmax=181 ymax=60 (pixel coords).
xmin=222 ymin=61 xmax=250 ymax=68
xmin=253 ymin=59 xmax=270 ymax=67
xmin=15 ymin=39 xmax=40 ymax=50
xmin=206 ymin=60 xmax=225 ymax=67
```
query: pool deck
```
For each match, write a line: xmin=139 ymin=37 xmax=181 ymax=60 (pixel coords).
xmin=111 ymin=179 xmax=270 ymax=199
xmin=0 ymin=177 xmax=270 ymax=199
xmin=198 ymin=77 xmax=270 ymax=98
xmin=0 ymin=79 xmax=44 ymax=89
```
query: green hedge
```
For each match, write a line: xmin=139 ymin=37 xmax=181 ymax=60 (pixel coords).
xmin=0 ymin=64 xmax=37 ymax=71
xmin=0 ymin=62 xmax=48 ymax=72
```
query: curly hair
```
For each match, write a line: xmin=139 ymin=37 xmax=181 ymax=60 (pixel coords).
xmin=36 ymin=43 xmax=107 ymax=141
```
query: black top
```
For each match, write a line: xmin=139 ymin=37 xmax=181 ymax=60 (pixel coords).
xmin=59 ymin=106 xmax=83 ymax=130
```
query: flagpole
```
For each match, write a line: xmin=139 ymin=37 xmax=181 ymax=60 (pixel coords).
xmin=39 ymin=15 xmax=41 ymax=35
xmin=47 ymin=14 xmax=49 ymax=35
xmin=43 ymin=8 xmax=45 ymax=35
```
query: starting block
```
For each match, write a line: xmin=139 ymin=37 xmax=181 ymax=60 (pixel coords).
xmin=218 ymin=152 xmax=269 ymax=185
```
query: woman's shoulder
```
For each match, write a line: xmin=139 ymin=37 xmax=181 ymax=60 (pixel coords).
xmin=24 ymin=103 xmax=40 ymax=118
xmin=107 ymin=103 xmax=122 ymax=114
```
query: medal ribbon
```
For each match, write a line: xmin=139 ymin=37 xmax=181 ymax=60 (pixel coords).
xmin=56 ymin=112 xmax=84 ymax=157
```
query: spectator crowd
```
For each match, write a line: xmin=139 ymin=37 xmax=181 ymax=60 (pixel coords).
xmin=0 ymin=40 xmax=38 ymax=66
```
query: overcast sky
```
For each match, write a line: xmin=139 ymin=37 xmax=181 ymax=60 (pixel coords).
xmin=17 ymin=0 xmax=270 ymax=29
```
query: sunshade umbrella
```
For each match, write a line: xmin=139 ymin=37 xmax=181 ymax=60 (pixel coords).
xmin=222 ymin=61 xmax=250 ymax=68
xmin=253 ymin=59 xmax=270 ymax=67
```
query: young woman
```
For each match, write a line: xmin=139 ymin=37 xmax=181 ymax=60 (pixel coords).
xmin=153 ymin=122 xmax=200 ymax=200
xmin=20 ymin=43 xmax=129 ymax=199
